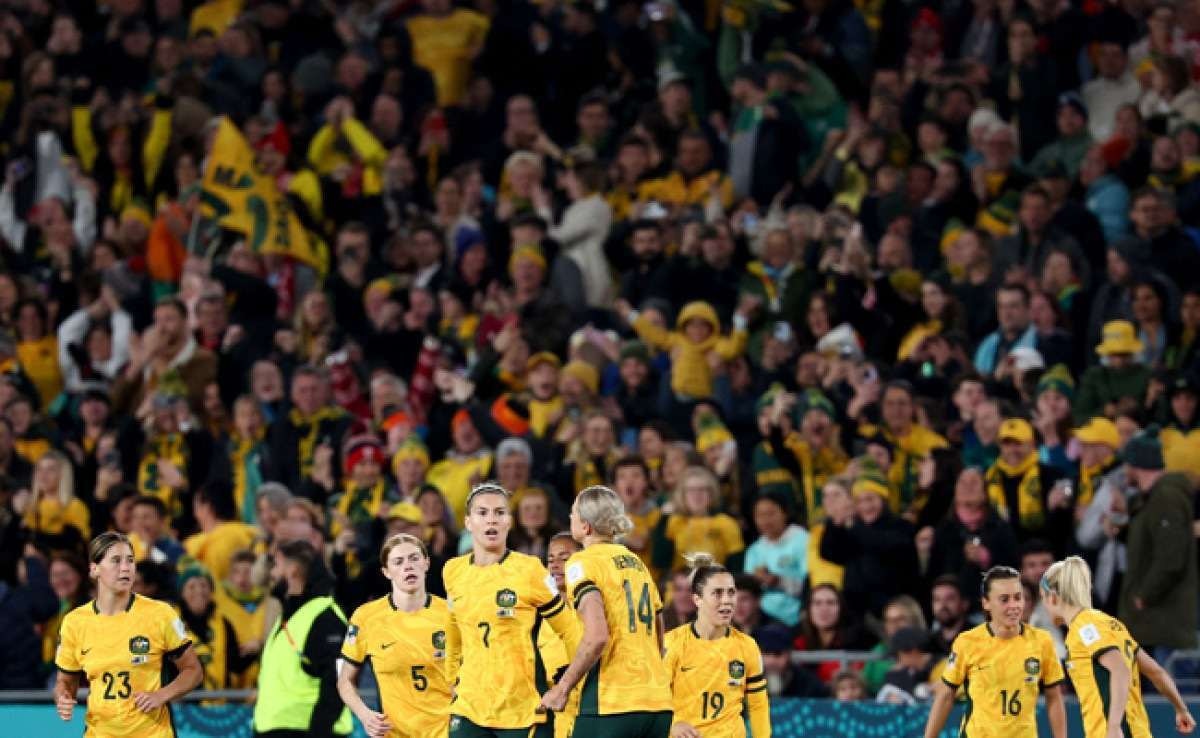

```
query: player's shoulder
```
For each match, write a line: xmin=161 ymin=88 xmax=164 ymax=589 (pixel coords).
xmin=664 ymin=623 xmax=692 ymax=648
xmin=951 ymin=623 xmax=990 ymax=651
xmin=444 ymin=554 xmax=470 ymax=580
xmin=135 ymin=594 xmax=180 ymax=621
xmin=427 ymin=594 xmax=450 ymax=614
xmin=503 ymin=549 xmax=546 ymax=573
xmin=1023 ymin=622 xmax=1057 ymax=646
xmin=61 ymin=599 xmax=96 ymax=626
xmin=351 ymin=595 xmax=392 ymax=623
xmin=728 ymin=625 xmax=760 ymax=649
xmin=1071 ymin=609 xmax=1127 ymax=646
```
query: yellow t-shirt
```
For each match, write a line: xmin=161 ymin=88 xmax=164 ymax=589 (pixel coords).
xmin=213 ymin=585 xmax=265 ymax=689
xmin=426 ymin=452 xmax=494 ymax=522
xmin=663 ymin=623 xmax=771 ymax=738
xmin=24 ymin=495 xmax=90 ymax=540
xmin=55 ymin=595 xmax=192 ymax=738
xmin=183 ymin=522 xmax=259 ymax=583
xmin=443 ymin=550 xmax=579 ymax=729
xmin=665 ymin=514 xmax=745 ymax=571
xmin=342 ymin=593 xmax=452 ymax=738
xmin=405 ymin=10 xmax=490 ymax=106
xmin=564 ymin=543 xmax=672 ymax=717
xmin=941 ymin=622 xmax=1066 ymax=738
xmin=16 ymin=335 xmax=61 ymax=408
xmin=1064 ymin=610 xmax=1152 ymax=738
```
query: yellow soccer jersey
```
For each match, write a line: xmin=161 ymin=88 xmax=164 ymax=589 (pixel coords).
xmin=664 ymin=623 xmax=770 ymax=738
xmin=55 ymin=595 xmax=192 ymax=738
xmin=1064 ymin=609 xmax=1152 ymax=738
xmin=941 ymin=622 xmax=1066 ymax=738
xmin=342 ymin=593 xmax=452 ymax=738
xmin=565 ymin=542 xmax=672 ymax=717
xmin=444 ymin=550 xmax=579 ymax=729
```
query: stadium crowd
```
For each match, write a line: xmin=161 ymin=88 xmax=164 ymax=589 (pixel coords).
xmin=0 ymin=0 xmax=1198 ymax=714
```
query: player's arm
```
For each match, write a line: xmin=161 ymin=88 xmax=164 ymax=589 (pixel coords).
xmin=336 ymin=658 xmax=391 ymax=738
xmin=539 ymin=589 xmax=607 ymax=712
xmin=744 ymin=645 xmax=770 ymax=738
xmin=1136 ymin=649 xmax=1196 ymax=733
xmin=923 ymin=679 xmax=957 ymax=738
xmin=134 ymin=644 xmax=202 ymax=712
xmin=1045 ymin=684 xmax=1067 ymax=738
xmin=54 ymin=670 xmax=80 ymax=722
xmin=1097 ymin=648 xmax=1131 ymax=737
xmin=445 ymin=599 xmax=463 ymax=691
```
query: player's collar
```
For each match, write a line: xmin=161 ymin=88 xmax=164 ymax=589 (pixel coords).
xmin=388 ymin=593 xmax=433 ymax=610
xmin=690 ymin=622 xmax=731 ymax=640
xmin=92 ymin=594 xmax=136 ymax=615
xmin=468 ymin=549 xmax=511 ymax=566
xmin=984 ymin=622 xmax=1025 ymax=637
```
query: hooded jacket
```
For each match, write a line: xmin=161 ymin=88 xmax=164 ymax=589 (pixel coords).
xmin=631 ymin=301 xmax=747 ymax=399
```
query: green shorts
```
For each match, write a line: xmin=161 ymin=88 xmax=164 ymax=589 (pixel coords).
xmin=569 ymin=711 xmax=673 ymax=738
xmin=447 ymin=716 xmax=552 ymax=738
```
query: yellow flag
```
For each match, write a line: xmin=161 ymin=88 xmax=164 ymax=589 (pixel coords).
xmin=200 ymin=117 xmax=326 ymax=272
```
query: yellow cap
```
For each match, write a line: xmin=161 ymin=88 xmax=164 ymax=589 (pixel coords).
xmin=998 ymin=418 xmax=1034 ymax=444
xmin=1074 ymin=417 xmax=1120 ymax=450
xmin=387 ymin=502 xmax=422 ymax=524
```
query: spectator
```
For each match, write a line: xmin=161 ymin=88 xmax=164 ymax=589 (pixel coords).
xmin=861 ymin=595 xmax=928 ymax=694
xmin=129 ymin=495 xmax=185 ymax=566
xmin=660 ymin=465 xmax=744 ymax=571
xmin=819 ymin=460 xmax=918 ymax=618
xmin=929 ymin=575 xmax=974 ymax=655
xmin=878 ymin=627 xmax=937 ymax=704
xmin=177 ymin=564 xmax=251 ymax=691
xmin=1118 ymin=426 xmax=1198 ymax=661
xmin=19 ymin=450 xmax=90 ymax=553
xmin=985 ymin=418 xmax=1070 ymax=548
xmin=928 ymin=466 xmax=1019 ymax=595
xmin=743 ymin=493 xmax=809 ymax=626
xmin=758 ymin=624 xmax=829 ymax=698
xmin=506 ymin=487 xmax=560 ymax=560
xmin=184 ymin=481 xmax=259 ymax=584
xmin=550 ymin=159 xmax=614 ymax=311
xmin=831 ymin=669 xmax=867 ymax=701
xmin=112 ymin=297 xmax=217 ymax=417
xmin=792 ymin=583 xmax=874 ymax=685
xmin=1075 ymin=321 xmax=1152 ymax=422
xmin=0 ymin=549 xmax=58 ymax=688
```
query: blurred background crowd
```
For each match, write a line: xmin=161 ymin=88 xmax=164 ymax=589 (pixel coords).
xmin=0 ymin=0 xmax=1198 ymax=707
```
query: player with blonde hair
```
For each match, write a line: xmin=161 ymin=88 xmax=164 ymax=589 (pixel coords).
xmin=1041 ymin=556 xmax=1195 ymax=738
xmin=539 ymin=485 xmax=673 ymax=736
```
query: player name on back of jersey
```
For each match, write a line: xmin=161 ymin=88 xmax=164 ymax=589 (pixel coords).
xmin=612 ymin=554 xmax=646 ymax=572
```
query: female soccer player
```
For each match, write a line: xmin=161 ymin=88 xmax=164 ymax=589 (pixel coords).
xmin=338 ymin=532 xmax=452 ymax=738
xmin=1040 ymin=556 xmax=1195 ymax=738
xmin=542 ymin=532 xmax=583 ymax=738
xmin=444 ymin=483 xmax=579 ymax=738
xmin=54 ymin=532 xmax=203 ymax=737
xmin=661 ymin=552 xmax=769 ymax=738
xmin=924 ymin=565 xmax=1066 ymax=738
xmin=539 ymin=486 xmax=673 ymax=737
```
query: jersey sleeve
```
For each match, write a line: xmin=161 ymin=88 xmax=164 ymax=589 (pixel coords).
xmin=1040 ymin=630 xmax=1066 ymax=687
xmin=941 ymin=636 xmax=969 ymax=688
xmin=160 ymin=603 xmax=192 ymax=659
xmin=662 ymin=630 xmax=680 ymax=685
xmin=743 ymin=637 xmax=771 ymax=738
xmin=527 ymin=557 xmax=563 ymax=612
xmin=341 ymin=607 xmax=368 ymax=665
xmin=1075 ymin=617 xmax=1121 ymax=660
xmin=54 ymin=613 xmax=82 ymax=674
xmin=565 ymin=552 xmax=600 ymax=610
xmin=537 ymin=557 xmax=579 ymax=654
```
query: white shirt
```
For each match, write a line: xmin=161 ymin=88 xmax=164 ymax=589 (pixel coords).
xmin=1082 ymin=72 xmax=1142 ymax=143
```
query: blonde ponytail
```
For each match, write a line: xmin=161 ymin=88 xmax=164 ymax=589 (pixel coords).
xmin=1042 ymin=556 xmax=1094 ymax=609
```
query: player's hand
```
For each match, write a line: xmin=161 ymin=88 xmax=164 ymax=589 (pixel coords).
xmin=133 ymin=690 xmax=168 ymax=712
xmin=671 ymin=723 xmax=702 ymax=738
xmin=55 ymin=692 xmax=75 ymax=721
xmin=360 ymin=710 xmax=392 ymax=738
xmin=537 ymin=685 xmax=568 ymax=713
xmin=1178 ymin=710 xmax=1196 ymax=734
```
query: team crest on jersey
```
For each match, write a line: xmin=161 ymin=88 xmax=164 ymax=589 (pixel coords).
xmin=129 ymin=636 xmax=151 ymax=655
xmin=1109 ymin=620 xmax=1121 ymax=631
xmin=496 ymin=588 xmax=517 ymax=617
xmin=728 ymin=660 xmax=746 ymax=685
xmin=432 ymin=630 xmax=447 ymax=658
xmin=1025 ymin=657 xmax=1040 ymax=682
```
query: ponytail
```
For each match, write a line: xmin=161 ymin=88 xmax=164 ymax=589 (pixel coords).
xmin=575 ymin=486 xmax=635 ymax=539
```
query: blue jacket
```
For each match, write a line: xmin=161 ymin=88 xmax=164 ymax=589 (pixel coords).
xmin=973 ymin=324 xmax=1039 ymax=376
xmin=1086 ymin=174 xmax=1130 ymax=244
xmin=0 ymin=556 xmax=58 ymax=689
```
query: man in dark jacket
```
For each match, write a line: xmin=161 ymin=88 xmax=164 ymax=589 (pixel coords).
xmin=1118 ymin=426 xmax=1198 ymax=660
xmin=819 ymin=461 xmax=918 ymax=618
xmin=265 ymin=366 xmax=353 ymax=493
xmin=728 ymin=64 xmax=805 ymax=208
xmin=927 ymin=466 xmax=1019 ymax=599
xmin=0 ymin=550 xmax=58 ymax=689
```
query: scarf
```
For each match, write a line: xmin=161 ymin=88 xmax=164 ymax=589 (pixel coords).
xmin=745 ymin=261 xmax=797 ymax=313
xmin=1077 ymin=457 xmax=1117 ymax=508
xmin=986 ymin=453 xmax=1044 ymax=530
xmin=571 ymin=450 xmax=620 ymax=496
xmin=288 ymin=406 xmax=347 ymax=479
xmin=784 ymin=434 xmax=849 ymax=523
xmin=229 ymin=428 xmax=266 ymax=523
xmin=529 ymin=396 xmax=564 ymax=438
xmin=335 ymin=478 xmax=388 ymax=535
xmin=138 ymin=432 xmax=188 ymax=520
